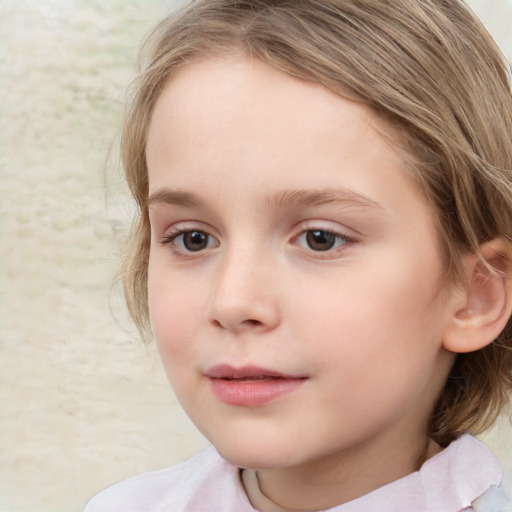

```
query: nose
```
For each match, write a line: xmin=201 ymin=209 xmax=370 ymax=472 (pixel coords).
xmin=207 ymin=245 xmax=281 ymax=334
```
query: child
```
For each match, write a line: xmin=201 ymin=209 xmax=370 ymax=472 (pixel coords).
xmin=86 ymin=0 xmax=512 ymax=510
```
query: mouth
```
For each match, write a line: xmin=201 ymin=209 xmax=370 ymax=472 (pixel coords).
xmin=222 ymin=376 xmax=280 ymax=382
xmin=204 ymin=364 xmax=307 ymax=407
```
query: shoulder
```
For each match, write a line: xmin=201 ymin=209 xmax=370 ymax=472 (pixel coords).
xmin=332 ymin=435 xmax=504 ymax=512
xmin=418 ymin=435 xmax=504 ymax=511
xmin=83 ymin=446 xmax=250 ymax=512
xmin=472 ymin=448 xmax=512 ymax=512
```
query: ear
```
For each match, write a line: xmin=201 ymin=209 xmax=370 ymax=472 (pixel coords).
xmin=443 ymin=239 xmax=512 ymax=354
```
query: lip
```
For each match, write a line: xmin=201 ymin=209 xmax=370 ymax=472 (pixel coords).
xmin=205 ymin=364 xmax=307 ymax=407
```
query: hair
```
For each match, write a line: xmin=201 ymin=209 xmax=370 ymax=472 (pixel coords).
xmin=119 ymin=0 xmax=512 ymax=447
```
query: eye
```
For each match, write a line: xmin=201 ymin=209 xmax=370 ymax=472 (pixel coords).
xmin=162 ymin=229 xmax=219 ymax=253
xmin=295 ymin=229 xmax=350 ymax=252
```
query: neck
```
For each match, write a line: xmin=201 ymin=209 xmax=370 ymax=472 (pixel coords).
xmin=255 ymin=430 xmax=441 ymax=511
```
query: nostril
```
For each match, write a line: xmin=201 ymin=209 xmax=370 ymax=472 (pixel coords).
xmin=210 ymin=319 xmax=223 ymax=328
xmin=210 ymin=317 xmax=263 ymax=329
xmin=244 ymin=319 xmax=262 ymax=326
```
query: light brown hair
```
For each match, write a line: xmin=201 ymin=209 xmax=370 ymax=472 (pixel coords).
xmin=120 ymin=0 xmax=512 ymax=446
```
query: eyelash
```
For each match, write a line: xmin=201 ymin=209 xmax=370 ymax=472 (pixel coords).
xmin=160 ymin=228 xmax=219 ymax=255
xmin=159 ymin=226 xmax=355 ymax=257
xmin=292 ymin=229 xmax=353 ymax=255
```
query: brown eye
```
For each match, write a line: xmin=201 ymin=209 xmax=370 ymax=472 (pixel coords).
xmin=294 ymin=228 xmax=351 ymax=254
xmin=162 ymin=229 xmax=218 ymax=253
xmin=305 ymin=230 xmax=337 ymax=251
xmin=182 ymin=231 xmax=210 ymax=251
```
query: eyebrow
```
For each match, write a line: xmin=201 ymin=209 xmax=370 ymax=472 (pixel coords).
xmin=147 ymin=187 xmax=385 ymax=213
xmin=148 ymin=189 xmax=211 ymax=209
xmin=265 ymin=188 xmax=385 ymax=212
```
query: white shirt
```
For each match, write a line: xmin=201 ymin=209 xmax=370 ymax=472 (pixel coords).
xmin=85 ymin=435 xmax=507 ymax=512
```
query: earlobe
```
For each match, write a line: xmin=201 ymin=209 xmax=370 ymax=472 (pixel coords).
xmin=443 ymin=240 xmax=512 ymax=354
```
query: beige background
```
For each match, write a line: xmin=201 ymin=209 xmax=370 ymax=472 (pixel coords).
xmin=0 ymin=1 xmax=511 ymax=511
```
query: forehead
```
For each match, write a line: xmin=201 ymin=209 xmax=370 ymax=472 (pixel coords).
xmin=147 ymin=56 xmax=365 ymax=158
xmin=148 ymin=56 xmax=407 ymax=187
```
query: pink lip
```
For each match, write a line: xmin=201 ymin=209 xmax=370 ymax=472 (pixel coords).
xmin=205 ymin=364 xmax=307 ymax=407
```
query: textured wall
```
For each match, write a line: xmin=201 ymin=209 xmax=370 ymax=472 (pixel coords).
xmin=0 ymin=1 xmax=511 ymax=512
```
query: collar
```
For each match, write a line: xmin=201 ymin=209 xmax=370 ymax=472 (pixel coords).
xmin=241 ymin=435 xmax=503 ymax=512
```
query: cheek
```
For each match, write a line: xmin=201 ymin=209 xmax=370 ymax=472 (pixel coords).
xmin=289 ymin=264 xmax=449 ymax=429
xmin=147 ymin=263 xmax=204 ymax=358
xmin=147 ymin=274 xmax=206 ymax=407
xmin=289 ymin=251 xmax=447 ymax=371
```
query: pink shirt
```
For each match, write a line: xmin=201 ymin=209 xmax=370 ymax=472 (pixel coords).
xmin=85 ymin=435 xmax=508 ymax=511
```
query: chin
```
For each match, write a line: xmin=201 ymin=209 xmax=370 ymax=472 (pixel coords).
xmin=218 ymin=448 xmax=287 ymax=470
xmin=212 ymin=436 xmax=303 ymax=470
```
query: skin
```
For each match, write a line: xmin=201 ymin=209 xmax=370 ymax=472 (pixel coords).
xmin=145 ymin=55 xmax=462 ymax=510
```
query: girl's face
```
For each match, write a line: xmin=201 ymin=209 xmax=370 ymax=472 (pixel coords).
xmin=146 ymin=56 xmax=458 ymax=483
